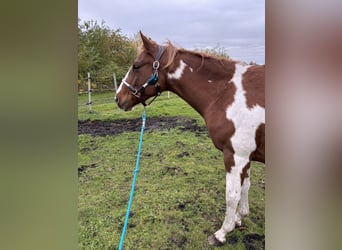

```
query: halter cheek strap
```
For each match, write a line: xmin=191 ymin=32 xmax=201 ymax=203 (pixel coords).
xmin=122 ymin=45 xmax=166 ymax=106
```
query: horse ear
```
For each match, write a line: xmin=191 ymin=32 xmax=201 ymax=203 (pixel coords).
xmin=139 ymin=31 xmax=157 ymax=55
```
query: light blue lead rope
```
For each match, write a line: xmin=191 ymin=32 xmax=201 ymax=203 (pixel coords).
xmin=118 ymin=107 xmax=146 ymax=250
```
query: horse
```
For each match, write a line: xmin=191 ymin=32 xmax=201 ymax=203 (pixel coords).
xmin=115 ymin=32 xmax=265 ymax=246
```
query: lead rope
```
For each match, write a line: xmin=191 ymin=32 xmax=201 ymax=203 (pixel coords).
xmin=118 ymin=107 xmax=147 ymax=250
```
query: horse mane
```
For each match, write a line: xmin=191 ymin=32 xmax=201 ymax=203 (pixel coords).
xmin=164 ymin=42 xmax=235 ymax=71
xmin=138 ymin=38 xmax=235 ymax=70
xmin=163 ymin=41 xmax=178 ymax=68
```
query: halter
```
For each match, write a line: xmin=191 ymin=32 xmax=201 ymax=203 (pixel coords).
xmin=121 ymin=45 xmax=166 ymax=106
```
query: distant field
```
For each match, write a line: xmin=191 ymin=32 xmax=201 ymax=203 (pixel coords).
xmin=78 ymin=91 xmax=265 ymax=249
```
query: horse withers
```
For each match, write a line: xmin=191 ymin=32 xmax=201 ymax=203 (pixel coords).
xmin=115 ymin=32 xmax=265 ymax=246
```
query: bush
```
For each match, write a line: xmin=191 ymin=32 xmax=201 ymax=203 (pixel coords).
xmin=78 ymin=19 xmax=137 ymax=92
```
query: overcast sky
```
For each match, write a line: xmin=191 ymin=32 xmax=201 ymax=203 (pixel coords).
xmin=79 ymin=0 xmax=265 ymax=64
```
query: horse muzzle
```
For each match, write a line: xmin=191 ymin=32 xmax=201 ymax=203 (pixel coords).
xmin=115 ymin=95 xmax=134 ymax=111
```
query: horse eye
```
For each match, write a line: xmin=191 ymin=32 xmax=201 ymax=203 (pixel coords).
xmin=132 ymin=64 xmax=140 ymax=70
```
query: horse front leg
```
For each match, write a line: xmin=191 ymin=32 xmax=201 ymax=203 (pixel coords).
xmin=236 ymin=167 xmax=251 ymax=227
xmin=208 ymin=151 xmax=250 ymax=246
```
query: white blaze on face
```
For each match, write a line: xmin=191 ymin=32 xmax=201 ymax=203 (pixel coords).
xmin=167 ymin=60 xmax=187 ymax=80
xmin=117 ymin=69 xmax=131 ymax=94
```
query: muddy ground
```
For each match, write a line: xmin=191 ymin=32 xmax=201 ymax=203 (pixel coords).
xmin=78 ymin=116 xmax=208 ymax=136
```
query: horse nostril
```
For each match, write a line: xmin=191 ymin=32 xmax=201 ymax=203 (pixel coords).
xmin=114 ymin=95 xmax=119 ymax=103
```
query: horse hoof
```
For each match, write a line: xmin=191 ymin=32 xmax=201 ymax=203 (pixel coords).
xmin=208 ymin=234 xmax=225 ymax=246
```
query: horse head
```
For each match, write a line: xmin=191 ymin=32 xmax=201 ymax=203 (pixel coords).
xmin=115 ymin=32 xmax=168 ymax=111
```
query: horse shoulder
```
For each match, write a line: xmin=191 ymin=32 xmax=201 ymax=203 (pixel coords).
xmin=204 ymin=110 xmax=235 ymax=152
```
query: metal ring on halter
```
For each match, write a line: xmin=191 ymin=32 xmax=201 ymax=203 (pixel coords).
xmin=132 ymin=89 xmax=139 ymax=96
xmin=152 ymin=61 xmax=160 ymax=70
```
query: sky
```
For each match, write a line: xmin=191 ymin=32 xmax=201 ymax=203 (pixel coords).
xmin=78 ymin=0 xmax=265 ymax=64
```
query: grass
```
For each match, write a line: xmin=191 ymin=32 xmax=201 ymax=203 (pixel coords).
xmin=78 ymin=91 xmax=203 ymax=123
xmin=78 ymin=91 xmax=265 ymax=249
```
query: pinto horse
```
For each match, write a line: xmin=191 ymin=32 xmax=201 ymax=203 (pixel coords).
xmin=115 ymin=32 xmax=265 ymax=246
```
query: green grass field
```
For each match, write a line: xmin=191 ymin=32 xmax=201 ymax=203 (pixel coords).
xmin=78 ymin=92 xmax=203 ymax=122
xmin=78 ymin=92 xmax=265 ymax=249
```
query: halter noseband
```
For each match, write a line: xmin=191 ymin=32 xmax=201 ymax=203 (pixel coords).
xmin=121 ymin=45 xmax=166 ymax=106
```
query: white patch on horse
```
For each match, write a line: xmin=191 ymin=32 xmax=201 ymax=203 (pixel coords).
xmin=167 ymin=60 xmax=187 ymax=80
xmin=226 ymin=64 xmax=265 ymax=157
xmin=227 ymin=64 xmax=265 ymax=157
xmin=189 ymin=67 xmax=193 ymax=72
xmin=208 ymin=80 xmax=212 ymax=83
xmin=214 ymin=63 xmax=265 ymax=243
xmin=117 ymin=69 xmax=131 ymax=94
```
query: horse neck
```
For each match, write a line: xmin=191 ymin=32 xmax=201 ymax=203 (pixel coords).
xmin=164 ymin=51 xmax=236 ymax=117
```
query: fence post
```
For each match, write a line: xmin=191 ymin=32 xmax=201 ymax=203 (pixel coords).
xmin=87 ymin=72 xmax=92 ymax=112
xmin=113 ymin=72 xmax=118 ymax=93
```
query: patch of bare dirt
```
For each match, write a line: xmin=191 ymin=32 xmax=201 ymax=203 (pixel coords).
xmin=78 ymin=116 xmax=207 ymax=136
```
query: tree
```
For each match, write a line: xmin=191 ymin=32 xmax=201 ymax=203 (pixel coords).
xmin=78 ymin=19 xmax=137 ymax=91
xmin=195 ymin=44 xmax=230 ymax=59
